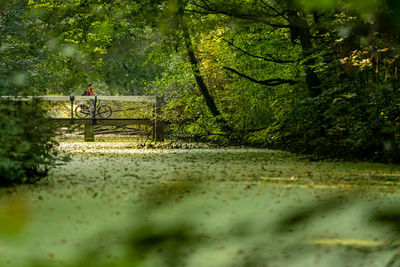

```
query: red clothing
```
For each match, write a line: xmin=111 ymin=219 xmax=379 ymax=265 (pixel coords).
xmin=85 ymin=89 xmax=95 ymax=96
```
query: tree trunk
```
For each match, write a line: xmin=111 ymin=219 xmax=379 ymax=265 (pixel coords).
xmin=182 ymin=25 xmax=221 ymax=117
xmin=287 ymin=11 xmax=321 ymax=97
xmin=178 ymin=6 xmax=232 ymax=132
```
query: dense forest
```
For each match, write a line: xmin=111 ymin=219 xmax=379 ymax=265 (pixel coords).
xmin=2 ymin=0 xmax=400 ymax=184
xmin=3 ymin=2 xmax=400 ymax=266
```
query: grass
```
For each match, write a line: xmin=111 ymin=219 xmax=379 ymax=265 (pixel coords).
xmin=1 ymin=142 xmax=400 ymax=266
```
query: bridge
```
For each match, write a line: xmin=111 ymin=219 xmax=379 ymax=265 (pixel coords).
xmin=2 ymin=95 xmax=165 ymax=142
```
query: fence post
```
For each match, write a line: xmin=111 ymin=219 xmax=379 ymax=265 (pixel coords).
xmin=84 ymin=95 xmax=97 ymax=142
xmin=92 ymin=95 xmax=97 ymax=124
xmin=84 ymin=124 xmax=95 ymax=142
xmin=154 ymin=96 xmax=165 ymax=142
xmin=69 ymin=95 xmax=74 ymax=122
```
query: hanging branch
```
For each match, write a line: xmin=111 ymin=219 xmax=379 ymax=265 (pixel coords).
xmin=223 ymin=67 xmax=298 ymax=86
xmin=222 ymin=38 xmax=295 ymax=64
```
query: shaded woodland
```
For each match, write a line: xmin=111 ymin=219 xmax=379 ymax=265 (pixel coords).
xmin=3 ymin=2 xmax=400 ymax=267
xmin=2 ymin=0 xmax=400 ymax=184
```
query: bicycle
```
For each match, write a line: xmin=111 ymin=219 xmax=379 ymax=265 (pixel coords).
xmin=75 ymin=100 xmax=112 ymax=119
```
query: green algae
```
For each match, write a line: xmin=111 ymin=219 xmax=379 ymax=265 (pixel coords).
xmin=1 ymin=142 xmax=400 ymax=267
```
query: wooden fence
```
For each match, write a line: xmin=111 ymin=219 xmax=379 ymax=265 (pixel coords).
xmin=1 ymin=95 xmax=165 ymax=141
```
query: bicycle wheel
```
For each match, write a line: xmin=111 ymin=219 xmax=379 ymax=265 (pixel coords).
xmin=75 ymin=104 xmax=91 ymax=118
xmin=97 ymin=104 xmax=112 ymax=118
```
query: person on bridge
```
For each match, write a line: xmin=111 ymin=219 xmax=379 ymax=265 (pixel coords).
xmin=83 ymin=83 xmax=96 ymax=115
xmin=84 ymin=83 xmax=95 ymax=96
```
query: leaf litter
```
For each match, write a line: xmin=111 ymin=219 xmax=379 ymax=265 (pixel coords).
xmin=0 ymin=141 xmax=400 ymax=266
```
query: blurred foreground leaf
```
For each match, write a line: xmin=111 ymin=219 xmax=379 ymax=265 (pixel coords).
xmin=0 ymin=197 xmax=28 ymax=237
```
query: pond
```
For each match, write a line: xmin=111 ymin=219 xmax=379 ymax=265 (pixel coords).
xmin=1 ymin=142 xmax=400 ymax=266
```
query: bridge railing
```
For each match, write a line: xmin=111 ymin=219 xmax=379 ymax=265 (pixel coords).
xmin=1 ymin=95 xmax=156 ymax=102
xmin=1 ymin=95 xmax=165 ymax=141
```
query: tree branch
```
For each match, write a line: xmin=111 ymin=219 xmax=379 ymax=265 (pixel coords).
xmin=198 ymin=0 xmax=211 ymax=9
xmin=258 ymin=0 xmax=287 ymax=18
xmin=185 ymin=9 xmax=213 ymax=15
xmin=222 ymin=38 xmax=295 ymax=64
xmin=189 ymin=1 xmax=291 ymax=28
xmin=223 ymin=67 xmax=298 ymax=86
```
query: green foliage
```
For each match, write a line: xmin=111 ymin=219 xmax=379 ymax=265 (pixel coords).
xmin=0 ymin=100 xmax=59 ymax=186
xmin=28 ymin=0 xmax=166 ymax=95
xmin=268 ymin=81 xmax=400 ymax=161
xmin=5 ymin=0 xmax=400 ymax=162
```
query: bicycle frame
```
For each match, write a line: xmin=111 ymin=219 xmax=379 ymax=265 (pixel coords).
xmin=75 ymin=99 xmax=112 ymax=119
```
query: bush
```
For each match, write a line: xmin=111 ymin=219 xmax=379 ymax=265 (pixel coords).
xmin=0 ymin=99 xmax=59 ymax=186
xmin=269 ymin=82 xmax=400 ymax=162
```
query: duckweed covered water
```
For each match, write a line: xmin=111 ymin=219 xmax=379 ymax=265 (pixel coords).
xmin=1 ymin=142 xmax=400 ymax=266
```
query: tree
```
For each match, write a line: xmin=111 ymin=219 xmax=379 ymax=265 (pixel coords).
xmin=0 ymin=0 xmax=60 ymax=186
xmin=186 ymin=0 xmax=321 ymax=96
xmin=19 ymin=0 xmax=400 ymax=160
